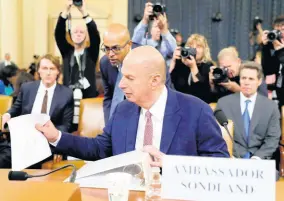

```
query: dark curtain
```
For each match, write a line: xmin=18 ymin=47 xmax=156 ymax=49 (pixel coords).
xmin=128 ymin=0 xmax=284 ymax=61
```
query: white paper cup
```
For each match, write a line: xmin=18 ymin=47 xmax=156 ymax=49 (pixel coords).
xmin=106 ymin=172 xmax=132 ymax=201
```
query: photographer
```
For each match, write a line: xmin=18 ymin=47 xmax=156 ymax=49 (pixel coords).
xmin=261 ymin=15 xmax=284 ymax=109
xmin=170 ymin=34 xmax=213 ymax=103
xmin=132 ymin=2 xmax=176 ymax=68
xmin=249 ymin=16 xmax=264 ymax=59
xmin=55 ymin=0 xmax=100 ymax=99
xmin=209 ymin=47 xmax=268 ymax=102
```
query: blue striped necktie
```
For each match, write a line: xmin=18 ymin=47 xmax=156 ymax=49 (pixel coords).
xmin=243 ymin=100 xmax=251 ymax=159
xmin=109 ymin=65 xmax=124 ymax=119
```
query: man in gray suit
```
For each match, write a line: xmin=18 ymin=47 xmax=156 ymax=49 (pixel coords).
xmin=216 ymin=61 xmax=280 ymax=159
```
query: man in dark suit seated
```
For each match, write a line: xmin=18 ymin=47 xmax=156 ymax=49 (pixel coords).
xmin=100 ymin=24 xmax=172 ymax=123
xmin=216 ymin=62 xmax=281 ymax=159
xmin=1 ymin=54 xmax=74 ymax=166
xmin=36 ymin=46 xmax=229 ymax=168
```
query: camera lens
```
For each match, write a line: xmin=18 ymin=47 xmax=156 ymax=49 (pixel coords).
xmin=267 ymin=32 xmax=276 ymax=41
xmin=153 ymin=5 xmax=162 ymax=13
xmin=181 ymin=48 xmax=189 ymax=58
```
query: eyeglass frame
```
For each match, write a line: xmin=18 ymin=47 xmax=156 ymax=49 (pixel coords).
xmin=100 ymin=40 xmax=131 ymax=54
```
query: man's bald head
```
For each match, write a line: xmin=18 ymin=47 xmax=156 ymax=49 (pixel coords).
xmin=119 ymin=46 xmax=167 ymax=109
xmin=123 ymin=46 xmax=166 ymax=82
xmin=103 ymin=23 xmax=132 ymax=66
xmin=103 ymin=23 xmax=130 ymax=43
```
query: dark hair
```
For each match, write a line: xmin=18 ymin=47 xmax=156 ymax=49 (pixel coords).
xmin=0 ymin=65 xmax=18 ymax=86
xmin=273 ymin=15 xmax=284 ymax=26
xmin=13 ymin=72 xmax=34 ymax=96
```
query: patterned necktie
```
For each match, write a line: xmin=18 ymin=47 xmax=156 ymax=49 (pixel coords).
xmin=143 ymin=111 xmax=153 ymax=146
xmin=109 ymin=66 xmax=124 ymax=119
xmin=41 ymin=90 xmax=48 ymax=114
xmin=242 ymin=100 xmax=251 ymax=158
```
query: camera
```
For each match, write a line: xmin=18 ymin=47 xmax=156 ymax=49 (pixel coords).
xmin=149 ymin=3 xmax=166 ymax=20
xmin=180 ymin=47 xmax=196 ymax=59
xmin=253 ymin=16 xmax=262 ymax=31
xmin=267 ymin=30 xmax=282 ymax=42
xmin=73 ymin=0 xmax=82 ymax=7
xmin=212 ymin=67 xmax=229 ymax=84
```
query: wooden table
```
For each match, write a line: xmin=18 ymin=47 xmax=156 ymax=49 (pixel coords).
xmin=0 ymin=169 xmax=283 ymax=201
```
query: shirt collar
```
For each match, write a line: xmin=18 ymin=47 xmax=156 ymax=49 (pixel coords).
xmin=141 ymin=86 xmax=168 ymax=121
xmin=39 ymin=81 xmax=57 ymax=93
xmin=240 ymin=92 xmax=257 ymax=104
xmin=74 ymin=49 xmax=85 ymax=57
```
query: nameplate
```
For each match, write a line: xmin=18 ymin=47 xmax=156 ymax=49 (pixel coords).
xmin=161 ymin=156 xmax=275 ymax=201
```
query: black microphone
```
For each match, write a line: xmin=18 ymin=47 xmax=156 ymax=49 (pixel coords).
xmin=8 ymin=164 xmax=77 ymax=183
xmin=214 ymin=109 xmax=240 ymax=158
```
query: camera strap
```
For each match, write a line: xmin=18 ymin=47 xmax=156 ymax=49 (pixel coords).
xmin=276 ymin=64 xmax=283 ymax=88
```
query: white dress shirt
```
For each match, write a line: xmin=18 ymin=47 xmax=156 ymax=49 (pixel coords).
xmin=240 ymin=92 xmax=260 ymax=160
xmin=135 ymin=86 xmax=168 ymax=150
xmin=240 ymin=92 xmax=257 ymax=119
xmin=51 ymin=86 xmax=168 ymax=148
xmin=31 ymin=81 xmax=57 ymax=115
xmin=4 ymin=60 xmax=11 ymax=66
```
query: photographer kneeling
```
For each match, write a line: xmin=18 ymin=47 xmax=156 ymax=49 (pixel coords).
xmin=209 ymin=47 xmax=268 ymax=102
xmin=170 ymin=34 xmax=213 ymax=103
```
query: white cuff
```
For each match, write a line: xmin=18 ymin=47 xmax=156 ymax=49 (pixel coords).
xmin=49 ymin=131 xmax=62 ymax=147
xmin=85 ymin=17 xmax=92 ymax=24
xmin=251 ymin=156 xmax=261 ymax=160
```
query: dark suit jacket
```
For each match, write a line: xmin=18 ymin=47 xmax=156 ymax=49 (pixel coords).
xmin=8 ymin=81 xmax=74 ymax=132
xmin=216 ymin=93 xmax=281 ymax=159
xmin=55 ymin=88 xmax=229 ymax=161
xmin=100 ymin=43 xmax=172 ymax=122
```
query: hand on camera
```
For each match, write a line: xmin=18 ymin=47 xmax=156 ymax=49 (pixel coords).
xmin=272 ymin=39 xmax=284 ymax=51
xmin=142 ymin=2 xmax=153 ymax=24
xmin=172 ymin=47 xmax=181 ymax=61
xmin=209 ymin=66 xmax=216 ymax=86
xmin=77 ymin=0 xmax=87 ymax=16
xmin=219 ymin=80 xmax=240 ymax=92
xmin=261 ymin=30 xmax=269 ymax=45
xmin=156 ymin=13 xmax=168 ymax=34
xmin=182 ymin=56 xmax=197 ymax=70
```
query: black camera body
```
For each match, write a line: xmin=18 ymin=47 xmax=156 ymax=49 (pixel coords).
xmin=149 ymin=3 xmax=166 ymax=20
xmin=213 ymin=67 xmax=229 ymax=84
xmin=180 ymin=47 xmax=196 ymax=59
xmin=267 ymin=30 xmax=282 ymax=42
xmin=73 ymin=0 xmax=83 ymax=7
xmin=253 ymin=16 xmax=262 ymax=31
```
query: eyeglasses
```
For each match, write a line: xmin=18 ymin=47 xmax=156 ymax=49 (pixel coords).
xmin=101 ymin=41 xmax=130 ymax=54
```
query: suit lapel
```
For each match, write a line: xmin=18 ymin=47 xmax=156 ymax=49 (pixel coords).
xmin=49 ymin=84 xmax=60 ymax=116
xmin=125 ymin=104 xmax=140 ymax=152
xmin=28 ymin=81 xmax=40 ymax=112
xmin=160 ymin=89 xmax=181 ymax=154
xmin=250 ymin=94 xmax=261 ymax=134
xmin=231 ymin=93 xmax=247 ymax=142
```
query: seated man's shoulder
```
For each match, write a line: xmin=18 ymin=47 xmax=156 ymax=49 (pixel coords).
xmin=217 ymin=93 xmax=237 ymax=104
xmin=57 ymin=83 xmax=73 ymax=95
xmin=21 ymin=80 xmax=38 ymax=90
xmin=174 ymin=90 xmax=211 ymax=112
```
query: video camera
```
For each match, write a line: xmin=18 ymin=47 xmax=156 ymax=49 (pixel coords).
xmin=267 ymin=30 xmax=282 ymax=42
xmin=149 ymin=3 xmax=166 ymax=20
xmin=212 ymin=67 xmax=229 ymax=84
xmin=180 ymin=47 xmax=196 ymax=60
xmin=73 ymin=0 xmax=82 ymax=7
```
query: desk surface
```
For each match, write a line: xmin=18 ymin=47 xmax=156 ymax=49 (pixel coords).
xmin=0 ymin=169 xmax=283 ymax=201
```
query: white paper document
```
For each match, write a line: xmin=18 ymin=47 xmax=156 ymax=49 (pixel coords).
xmin=65 ymin=150 xmax=151 ymax=191
xmin=8 ymin=114 xmax=52 ymax=171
